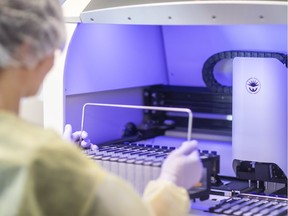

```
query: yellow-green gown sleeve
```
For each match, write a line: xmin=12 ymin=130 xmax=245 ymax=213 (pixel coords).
xmin=0 ymin=112 xmax=190 ymax=216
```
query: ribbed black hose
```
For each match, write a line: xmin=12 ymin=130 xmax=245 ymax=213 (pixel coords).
xmin=202 ymin=51 xmax=288 ymax=94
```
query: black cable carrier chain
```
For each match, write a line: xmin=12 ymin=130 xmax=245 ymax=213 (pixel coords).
xmin=202 ymin=50 xmax=288 ymax=94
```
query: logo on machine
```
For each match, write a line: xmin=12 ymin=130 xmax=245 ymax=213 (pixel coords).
xmin=246 ymin=78 xmax=261 ymax=94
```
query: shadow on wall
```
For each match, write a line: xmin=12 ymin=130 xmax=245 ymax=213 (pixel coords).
xmin=20 ymin=96 xmax=43 ymax=127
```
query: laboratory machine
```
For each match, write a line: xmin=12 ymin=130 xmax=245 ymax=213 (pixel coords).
xmin=43 ymin=0 xmax=288 ymax=215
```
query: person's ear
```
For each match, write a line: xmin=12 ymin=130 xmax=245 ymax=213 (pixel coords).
xmin=36 ymin=53 xmax=55 ymax=75
xmin=22 ymin=53 xmax=55 ymax=96
xmin=15 ymin=42 xmax=33 ymax=67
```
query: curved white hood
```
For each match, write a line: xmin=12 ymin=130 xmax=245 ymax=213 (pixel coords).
xmin=62 ymin=0 xmax=288 ymax=25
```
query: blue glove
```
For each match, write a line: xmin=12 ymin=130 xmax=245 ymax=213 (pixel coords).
xmin=159 ymin=140 xmax=203 ymax=190
xmin=63 ymin=124 xmax=97 ymax=149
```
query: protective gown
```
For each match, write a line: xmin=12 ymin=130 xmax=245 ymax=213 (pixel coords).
xmin=0 ymin=111 xmax=190 ymax=216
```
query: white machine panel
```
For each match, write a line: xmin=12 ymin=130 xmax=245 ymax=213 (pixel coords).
xmin=232 ymin=57 xmax=287 ymax=175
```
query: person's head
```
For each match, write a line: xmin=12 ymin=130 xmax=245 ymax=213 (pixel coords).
xmin=0 ymin=0 xmax=66 ymax=99
xmin=0 ymin=0 xmax=66 ymax=72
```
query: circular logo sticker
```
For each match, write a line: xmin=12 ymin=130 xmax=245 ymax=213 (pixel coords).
xmin=246 ymin=78 xmax=261 ymax=94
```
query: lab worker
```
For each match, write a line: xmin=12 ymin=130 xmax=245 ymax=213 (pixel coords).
xmin=0 ymin=0 xmax=203 ymax=215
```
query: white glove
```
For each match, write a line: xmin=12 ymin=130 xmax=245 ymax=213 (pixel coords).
xmin=63 ymin=124 xmax=97 ymax=149
xmin=159 ymin=140 xmax=203 ymax=190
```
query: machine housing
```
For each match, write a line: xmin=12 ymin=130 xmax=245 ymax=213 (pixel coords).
xmin=43 ymin=0 xmax=288 ymax=215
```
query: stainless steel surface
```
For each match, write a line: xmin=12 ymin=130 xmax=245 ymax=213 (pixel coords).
xmin=83 ymin=0 xmax=287 ymax=11
xmin=80 ymin=0 xmax=288 ymax=25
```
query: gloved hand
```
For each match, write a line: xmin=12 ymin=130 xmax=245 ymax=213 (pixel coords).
xmin=159 ymin=140 xmax=203 ymax=190
xmin=63 ymin=124 xmax=97 ymax=149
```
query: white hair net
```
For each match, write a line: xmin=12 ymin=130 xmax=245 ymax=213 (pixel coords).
xmin=0 ymin=0 xmax=66 ymax=69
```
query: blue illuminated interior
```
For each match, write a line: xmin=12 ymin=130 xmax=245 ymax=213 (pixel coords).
xmin=65 ymin=24 xmax=287 ymax=94
xmin=64 ymin=24 xmax=287 ymax=176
